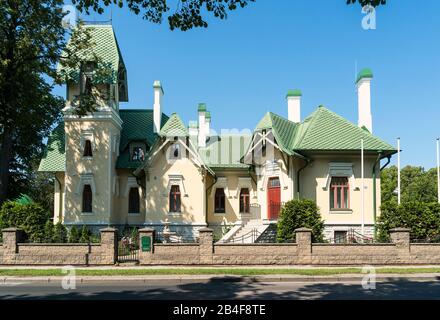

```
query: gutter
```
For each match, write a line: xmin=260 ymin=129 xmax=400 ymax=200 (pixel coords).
xmin=372 ymin=152 xmax=391 ymax=237
xmin=205 ymin=175 xmax=218 ymax=226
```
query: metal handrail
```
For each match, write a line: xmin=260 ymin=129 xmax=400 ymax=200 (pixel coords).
xmin=228 ymin=228 xmax=262 ymax=244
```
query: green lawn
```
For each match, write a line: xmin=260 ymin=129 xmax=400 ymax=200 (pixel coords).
xmin=0 ymin=267 xmax=440 ymax=277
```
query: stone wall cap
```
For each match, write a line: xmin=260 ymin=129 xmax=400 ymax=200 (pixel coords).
xmin=390 ymin=228 xmax=411 ymax=232
xmin=294 ymin=228 xmax=313 ymax=232
xmin=2 ymin=227 xmax=22 ymax=232
xmin=139 ymin=227 xmax=155 ymax=232
xmin=99 ymin=227 xmax=117 ymax=232
xmin=198 ymin=227 xmax=214 ymax=232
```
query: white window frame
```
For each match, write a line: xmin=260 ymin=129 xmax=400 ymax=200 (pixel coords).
xmin=210 ymin=177 xmax=230 ymax=198
xmin=163 ymin=174 xmax=188 ymax=198
xmin=80 ymin=130 xmax=96 ymax=158
xmin=125 ymin=177 xmax=142 ymax=215
xmin=75 ymin=173 xmax=97 ymax=195
xmin=235 ymin=177 xmax=256 ymax=199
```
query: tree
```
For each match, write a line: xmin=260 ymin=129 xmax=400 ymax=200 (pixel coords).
xmin=277 ymin=199 xmax=325 ymax=243
xmin=377 ymin=201 xmax=440 ymax=242
xmin=72 ymin=0 xmax=254 ymax=31
xmin=79 ymin=225 xmax=91 ymax=243
xmin=52 ymin=222 xmax=68 ymax=242
xmin=0 ymin=200 xmax=49 ymax=242
xmin=381 ymin=166 xmax=438 ymax=204
xmin=43 ymin=220 xmax=55 ymax=243
xmin=68 ymin=225 xmax=80 ymax=243
xmin=0 ymin=1 xmax=108 ymax=205
xmin=346 ymin=0 xmax=386 ymax=7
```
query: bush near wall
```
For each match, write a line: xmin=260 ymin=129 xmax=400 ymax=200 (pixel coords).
xmin=377 ymin=201 xmax=440 ymax=242
xmin=277 ymin=199 xmax=325 ymax=243
xmin=0 ymin=201 xmax=50 ymax=242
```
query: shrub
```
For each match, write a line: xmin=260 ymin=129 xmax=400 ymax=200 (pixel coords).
xmin=43 ymin=220 xmax=54 ymax=243
xmin=377 ymin=201 xmax=440 ymax=242
xmin=79 ymin=225 xmax=91 ymax=243
xmin=0 ymin=201 xmax=49 ymax=242
xmin=276 ymin=199 xmax=325 ymax=243
xmin=69 ymin=225 xmax=80 ymax=243
xmin=52 ymin=222 xmax=68 ymax=243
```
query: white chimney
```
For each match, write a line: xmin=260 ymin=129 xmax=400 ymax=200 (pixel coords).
xmin=205 ymin=111 xmax=211 ymax=138
xmin=286 ymin=89 xmax=302 ymax=123
xmin=153 ymin=80 xmax=163 ymax=133
xmin=188 ymin=121 xmax=198 ymax=137
xmin=197 ymin=103 xmax=207 ymax=147
xmin=356 ymin=69 xmax=373 ymax=133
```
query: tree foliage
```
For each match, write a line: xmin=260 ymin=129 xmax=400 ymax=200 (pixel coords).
xmin=277 ymin=199 xmax=325 ymax=243
xmin=346 ymin=0 xmax=386 ymax=7
xmin=0 ymin=200 xmax=50 ymax=242
xmin=381 ymin=165 xmax=438 ymax=204
xmin=72 ymin=0 xmax=254 ymax=31
xmin=377 ymin=201 xmax=440 ymax=242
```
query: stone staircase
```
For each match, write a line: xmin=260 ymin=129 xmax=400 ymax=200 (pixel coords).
xmin=219 ymin=219 xmax=269 ymax=244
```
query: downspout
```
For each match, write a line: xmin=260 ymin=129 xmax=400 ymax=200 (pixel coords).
xmin=296 ymin=158 xmax=312 ymax=199
xmin=54 ymin=174 xmax=63 ymax=223
xmin=205 ymin=174 xmax=217 ymax=227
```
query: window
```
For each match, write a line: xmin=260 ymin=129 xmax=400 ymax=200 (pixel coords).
xmin=334 ymin=231 xmax=347 ymax=244
xmin=131 ymin=146 xmax=145 ymax=162
xmin=169 ymin=185 xmax=181 ymax=213
xmin=82 ymin=184 xmax=93 ymax=213
xmin=128 ymin=187 xmax=140 ymax=214
xmin=170 ymin=143 xmax=180 ymax=159
xmin=215 ymin=188 xmax=226 ymax=213
xmin=330 ymin=177 xmax=350 ymax=209
xmin=239 ymin=188 xmax=250 ymax=213
xmin=83 ymin=139 xmax=93 ymax=157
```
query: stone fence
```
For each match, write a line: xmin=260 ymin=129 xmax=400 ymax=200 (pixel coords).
xmin=138 ymin=227 xmax=440 ymax=265
xmin=0 ymin=227 xmax=117 ymax=265
xmin=1 ymin=227 xmax=440 ymax=266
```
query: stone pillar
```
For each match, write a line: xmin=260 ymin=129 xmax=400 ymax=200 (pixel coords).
xmin=295 ymin=228 xmax=312 ymax=264
xmin=139 ymin=228 xmax=155 ymax=265
xmin=390 ymin=228 xmax=410 ymax=261
xmin=2 ymin=228 xmax=22 ymax=264
xmin=99 ymin=227 xmax=117 ymax=265
xmin=199 ymin=228 xmax=213 ymax=265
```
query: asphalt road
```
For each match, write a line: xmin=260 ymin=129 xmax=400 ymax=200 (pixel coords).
xmin=1 ymin=278 xmax=440 ymax=300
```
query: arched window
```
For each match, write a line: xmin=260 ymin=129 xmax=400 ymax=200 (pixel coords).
xmin=128 ymin=187 xmax=140 ymax=214
xmin=215 ymin=188 xmax=226 ymax=213
xmin=82 ymin=184 xmax=93 ymax=213
xmin=83 ymin=140 xmax=93 ymax=157
xmin=169 ymin=185 xmax=181 ymax=213
xmin=239 ymin=188 xmax=250 ymax=213
xmin=330 ymin=177 xmax=349 ymax=209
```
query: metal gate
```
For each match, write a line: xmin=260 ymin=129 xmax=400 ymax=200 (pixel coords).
xmin=117 ymin=232 xmax=139 ymax=263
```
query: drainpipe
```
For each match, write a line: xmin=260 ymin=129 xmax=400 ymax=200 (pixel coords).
xmin=372 ymin=152 xmax=391 ymax=237
xmin=205 ymin=174 xmax=217 ymax=227
xmin=54 ymin=174 xmax=63 ymax=223
xmin=296 ymin=159 xmax=312 ymax=199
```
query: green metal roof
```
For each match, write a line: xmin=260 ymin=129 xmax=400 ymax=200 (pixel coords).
xmin=292 ymin=106 xmax=396 ymax=153
xmin=198 ymin=103 xmax=207 ymax=112
xmin=205 ymin=111 xmax=211 ymax=120
xmin=116 ymin=109 xmax=169 ymax=169
xmin=159 ymin=113 xmax=188 ymax=137
xmin=199 ymin=135 xmax=251 ymax=169
xmin=58 ymin=24 xmax=126 ymax=85
xmin=356 ymin=68 xmax=373 ymax=83
xmin=38 ymin=123 xmax=66 ymax=172
xmin=286 ymin=89 xmax=302 ymax=97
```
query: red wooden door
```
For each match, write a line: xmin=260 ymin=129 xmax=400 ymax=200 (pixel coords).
xmin=267 ymin=177 xmax=281 ymax=220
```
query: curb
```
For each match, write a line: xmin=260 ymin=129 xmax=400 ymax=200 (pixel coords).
xmin=2 ymin=273 xmax=440 ymax=284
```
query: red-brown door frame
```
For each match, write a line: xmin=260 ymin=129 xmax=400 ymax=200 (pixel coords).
xmin=267 ymin=177 xmax=281 ymax=220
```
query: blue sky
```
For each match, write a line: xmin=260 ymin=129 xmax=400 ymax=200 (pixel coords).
xmin=59 ymin=0 xmax=440 ymax=169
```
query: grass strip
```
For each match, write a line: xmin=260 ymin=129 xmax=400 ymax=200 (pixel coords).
xmin=0 ymin=267 xmax=440 ymax=277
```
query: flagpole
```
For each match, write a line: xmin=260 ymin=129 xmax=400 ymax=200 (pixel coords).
xmin=437 ymin=138 xmax=440 ymax=204
xmin=361 ymin=139 xmax=365 ymax=236
xmin=397 ymin=137 xmax=401 ymax=205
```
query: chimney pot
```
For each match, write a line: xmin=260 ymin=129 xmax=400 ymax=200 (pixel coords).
xmin=286 ymin=89 xmax=302 ymax=123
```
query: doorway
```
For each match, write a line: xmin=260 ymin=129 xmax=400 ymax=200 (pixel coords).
xmin=267 ymin=177 xmax=281 ymax=220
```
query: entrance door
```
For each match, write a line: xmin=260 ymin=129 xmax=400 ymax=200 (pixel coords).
xmin=267 ymin=177 xmax=281 ymax=220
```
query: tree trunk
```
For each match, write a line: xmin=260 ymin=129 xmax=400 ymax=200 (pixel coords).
xmin=0 ymin=129 xmax=13 ymax=204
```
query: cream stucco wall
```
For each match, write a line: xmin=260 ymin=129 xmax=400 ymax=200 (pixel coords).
xmin=63 ymin=116 xmax=120 ymax=226
xmin=143 ymin=142 xmax=207 ymax=227
xmin=299 ymin=154 xmax=381 ymax=227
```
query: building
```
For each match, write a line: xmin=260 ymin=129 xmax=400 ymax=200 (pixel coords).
xmin=39 ymin=24 xmax=396 ymax=242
